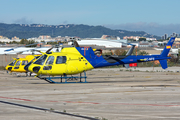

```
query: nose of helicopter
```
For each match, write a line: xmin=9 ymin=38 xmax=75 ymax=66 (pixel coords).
xmin=6 ymin=66 xmax=12 ymax=71
xmin=5 ymin=66 xmax=8 ymax=71
xmin=32 ymin=66 xmax=41 ymax=73
xmin=25 ymin=63 xmax=41 ymax=73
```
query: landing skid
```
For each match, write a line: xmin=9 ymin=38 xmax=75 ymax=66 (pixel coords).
xmin=37 ymin=71 xmax=87 ymax=84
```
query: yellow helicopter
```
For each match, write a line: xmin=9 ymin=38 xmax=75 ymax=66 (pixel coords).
xmin=5 ymin=55 xmax=40 ymax=76
xmin=5 ymin=44 xmax=64 ymax=76
xmin=25 ymin=37 xmax=175 ymax=84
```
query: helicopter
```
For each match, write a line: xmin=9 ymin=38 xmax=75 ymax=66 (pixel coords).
xmin=4 ymin=41 xmax=65 ymax=76
xmin=25 ymin=37 xmax=175 ymax=83
xmin=4 ymin=45 xmax=61 ymax=76
xmin=5 ymin=55 xmax=41 ymax=76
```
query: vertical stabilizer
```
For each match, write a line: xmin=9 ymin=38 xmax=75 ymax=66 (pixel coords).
xmin=159 ymin=37 xmax=175 ymax=69
xmin=159 ymin=59 xmax=168 ymax=69
xmin=160 ymin=37 xmax=175 ymax=57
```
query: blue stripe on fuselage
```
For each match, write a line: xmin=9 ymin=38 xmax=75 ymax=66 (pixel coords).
xmin=76 ymin=47 xmax=119 ymax=68
xmin=76 ymin=47 xmax=170 ymax=68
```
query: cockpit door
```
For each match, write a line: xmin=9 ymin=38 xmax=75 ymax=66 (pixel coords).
xmin=53 ymin=56 xmax=67 ymax=75
xmin=43 ymin=56 xmax=54 ymax=75
xmin=43 ymin=55 xmax=67 ymax=75
xmin=14 ymin=60 xmax=21 ymax=69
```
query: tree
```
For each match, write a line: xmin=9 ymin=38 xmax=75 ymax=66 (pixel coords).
xmin=139 ymin=37 xmax=146 ymax=41
xmin=19 ymin=39 xmax=36 ymax=47
xmin=20 ymin=39 xmax=28 ymax=44
xmin=132 ymin=48 xmax=149 ymax=55
xmin=139 ymin=51 xmax=149 ymax=55
xmin=114 ymin=49 xmax=127 ymax=55
xmin=169 ymin=55 xmax=178 ymax=63
xmin=132 ymin=48 xmax=140 ymax=55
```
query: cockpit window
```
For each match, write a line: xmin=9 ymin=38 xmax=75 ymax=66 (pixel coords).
xmin=36 ymin=56 xmax=40 ymax=59
xmin=33 ymin=55 xmax=47 ymax=65
xmin=16 ymin=61 xmax=21 ymax=66
xmin=9 ymin=60 xmax=16 ymax=66
xmin=29 ymin=56 xmax=40 ymax=63
xmin=22 ymin=60 xmax=28 ymax=65
xmin=46 ymin=56 xmax=54 ymax=65
xmin=56 ymin=56 xmax=66 ymax=64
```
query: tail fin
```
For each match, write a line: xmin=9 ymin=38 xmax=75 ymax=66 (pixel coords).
xmin=159 ymin=37 xmax=175 ymax=69
xmin=159 ymin=60 xmax=168 ymax=69
xmin=160 ymin=37 xmax=175 ymax=57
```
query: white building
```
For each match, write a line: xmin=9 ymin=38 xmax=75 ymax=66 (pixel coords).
xmin=27 ymin=38 xmax=57 ymax=43
xmin=146 ymin=38 xmax=157 ymax=41
xmin=73 ymin=39 xmax=123 ymax=48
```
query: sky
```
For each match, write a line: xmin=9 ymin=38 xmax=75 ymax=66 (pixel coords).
xmin=0 ymin=0 xmax=180 ymax=36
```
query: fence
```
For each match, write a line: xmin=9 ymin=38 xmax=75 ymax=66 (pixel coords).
xmin=0 ymin=54 xmax=17 ymax=67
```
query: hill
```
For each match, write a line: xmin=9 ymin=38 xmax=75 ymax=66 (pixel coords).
xmin=0 ymin=23 xmax=160 ymax=39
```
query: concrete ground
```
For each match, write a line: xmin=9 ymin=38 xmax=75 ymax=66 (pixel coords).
xmin=0 ymin=67 xmax=180 ymax=120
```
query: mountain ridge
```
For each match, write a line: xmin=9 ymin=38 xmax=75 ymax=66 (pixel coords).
xmin=0 ymin=23 xmax=160 ymax=39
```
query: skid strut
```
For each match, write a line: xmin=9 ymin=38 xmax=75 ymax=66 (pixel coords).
xmin=38 ymin=71 xmax=87 ymax=84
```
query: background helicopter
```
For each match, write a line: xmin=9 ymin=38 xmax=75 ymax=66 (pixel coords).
xmin=5 ymin=54 xmax=40 ymax=76
xmin=25 ymin=37 xmax=175 ymax=83
xmin=5 ymin=42 xmax=64 ymax=76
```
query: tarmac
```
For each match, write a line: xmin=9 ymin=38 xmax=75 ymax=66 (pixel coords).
xmin=0 ymin=67 xmax=180 ymax=120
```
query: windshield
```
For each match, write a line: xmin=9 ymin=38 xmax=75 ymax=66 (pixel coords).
xmin=46 ymin=56 xmax=54 ymax=65
xmin=9 ymin=60 xmax=16 ymax=66
xmin=33 ymin=55 xmax=47 ymax=65
xmin=16 ymin=61 xmax=21 ymax=66
xmin=22 ymin=60 xmax=28 ymax=65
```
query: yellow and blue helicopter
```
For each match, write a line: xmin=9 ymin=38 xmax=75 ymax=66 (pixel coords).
xmin=25 ymin=37 xmax=175 ymax=83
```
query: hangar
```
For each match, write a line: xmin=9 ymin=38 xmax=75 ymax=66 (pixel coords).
xmin=74 ymin=38 xmax=127 ymax=48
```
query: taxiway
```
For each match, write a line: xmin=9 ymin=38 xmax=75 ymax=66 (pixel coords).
xmin=0 ymin=67 xmax=180 ymax=120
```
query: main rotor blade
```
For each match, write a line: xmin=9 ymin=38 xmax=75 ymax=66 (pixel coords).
xmin=73 ymin=41 xmax=80 ymax=47
xmin=46 ymin=47 xmax=53 ymax=53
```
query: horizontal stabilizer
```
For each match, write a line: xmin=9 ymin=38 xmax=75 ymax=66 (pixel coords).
xmin=159 ymin=60 xmax=168 ymax=69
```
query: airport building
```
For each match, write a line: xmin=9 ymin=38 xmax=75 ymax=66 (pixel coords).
xmin=72 ymin=35 xmax=127 ymax=48
xmin=76 ymin=39 xmax=123 ymax=48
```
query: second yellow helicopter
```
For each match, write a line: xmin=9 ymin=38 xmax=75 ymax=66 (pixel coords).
xmin=6 ymin=55 xmax=40 ymax=76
